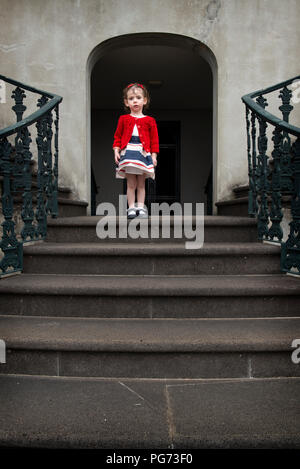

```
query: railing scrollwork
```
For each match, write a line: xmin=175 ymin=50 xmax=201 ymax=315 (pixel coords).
xmin=0 ymin=74 xmax=62 ymax=277
xmin=242 ymin=75 xmax=300 ymax=277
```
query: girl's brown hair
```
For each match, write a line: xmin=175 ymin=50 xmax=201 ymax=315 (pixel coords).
xmin=123 ymin=83 xmax=150 ymax=112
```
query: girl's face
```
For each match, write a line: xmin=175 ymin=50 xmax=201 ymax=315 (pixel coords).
xmin=124 ymin=87 xmax=147 ymax=114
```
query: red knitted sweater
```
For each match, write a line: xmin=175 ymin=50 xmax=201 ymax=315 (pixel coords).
xmin=113 ymin=114 xmax=159 ymax=154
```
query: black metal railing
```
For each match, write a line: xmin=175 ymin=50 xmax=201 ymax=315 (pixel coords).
xmin=242 ymin=75 xmax=300 ymax=276
xmin=0 ymin=75 xmax=62 ymax=277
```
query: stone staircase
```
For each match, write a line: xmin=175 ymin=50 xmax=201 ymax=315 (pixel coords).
xmin=0 ymin=208 xmax=300 ymax=448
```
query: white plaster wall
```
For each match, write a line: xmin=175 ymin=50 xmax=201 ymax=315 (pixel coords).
xmin=1 ymin=0 xmax=299 ymax=210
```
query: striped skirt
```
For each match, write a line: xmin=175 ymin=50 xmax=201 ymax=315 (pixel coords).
xmin=116 ymin=135 xmax=155 ymax=179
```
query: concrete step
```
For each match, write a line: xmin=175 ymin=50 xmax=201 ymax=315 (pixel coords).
xmin=0 ymin=374 xmax=299 ymax=448
xmin=9 ymin=191 xmax=88 ymax=218
xmin=46 ymin=215 xmax=258 ymax=243
xmin=1 ymin=315 xmax=299 ymax=379
xmin=51 ymin=198 xmax=88 ymax=217
xmin=233 ymin=185 xmax=249 ymax=199
xmin=56 ymin=185 xmax=73 ymax=201
xmin=0 ymin=273 xmax=299 ymax=318
xmin=216 ymin=197 xmax=249 ymax=216
xmin=1 ymin=173 xmax=73 ymax=201
xmin=22 ymin=242 xmax=281 ymax=275
xmin=216 ymin=195 xmax=292 ymax=217
xmin=13 ymin=181 xmax=73 ymax=201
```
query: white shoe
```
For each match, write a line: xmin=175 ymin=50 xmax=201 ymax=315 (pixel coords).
xmin=137 ymin=207 xmax=148 ymax=218
xmin=127 ymin=207 xmax=137 ymax=219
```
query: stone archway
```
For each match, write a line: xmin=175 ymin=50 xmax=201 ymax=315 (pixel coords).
xmin=86 ymin=33 xmax=218 ymax=215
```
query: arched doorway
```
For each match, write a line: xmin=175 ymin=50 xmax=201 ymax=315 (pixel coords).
xmin=87 ymin=33 xmax=217 ymax=215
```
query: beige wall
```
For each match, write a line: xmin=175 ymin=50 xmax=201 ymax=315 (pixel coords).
xmin=1 ymin=0 xmax=300 ymax=213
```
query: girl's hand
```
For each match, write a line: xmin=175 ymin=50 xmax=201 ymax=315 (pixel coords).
xmin=152 ymin=153 xmax=157 ymax=167
xmin=114 ymin=148 xmax=120 ymax=165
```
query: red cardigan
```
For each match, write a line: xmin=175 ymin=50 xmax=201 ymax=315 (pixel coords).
xmin=113 ymin=114 xmax=159 ymax=154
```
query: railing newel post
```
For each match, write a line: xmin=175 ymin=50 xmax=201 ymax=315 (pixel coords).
xmin=250 ymin=110 xmax=258 ymax=220
xmin=20 ymin=126 xmax=35 ymax=243
xmin=35 ymin=104 xmax=48 ymax=241
xmin=256 ymin=95 xmax=269 ymax=241
xmin=267 ymin=126 xmax=284 ymax=243
xmin=52 ymin=104 xmax=59 ymax=218
xmin=45 ymin=109 xmax=54 ymax=217
xmin=279 ymin=86 xmax=293 ymax=194
xmin=11 ymin=86 xmax=26 ymax=122
xmin=246 ymin=106 xmax=256 ymax=216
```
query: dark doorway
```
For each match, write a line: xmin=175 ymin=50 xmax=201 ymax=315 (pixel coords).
xmin=90 ymin=35 xmax=214 ymax=214
xmin=145 ymin=121 xmax=180 ymax=211
xmin=90 ymin=165 xmax=98 ymax=216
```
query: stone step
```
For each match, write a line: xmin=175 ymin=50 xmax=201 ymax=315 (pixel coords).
xmin=0 ymin=374 xmax=299 ymax=448
xmin=1 ymin=168 xmax=73 ymax=199
xmin=216 ymin=194 xmax=292 ymax=217
xmin=52 ymin=197 xmax=88 ymax=217
xmin=233 ymin=185 xmax=249 ymax=199
xmin=14 ymin=180 xmax=73 ymax=201
xmin=46 ymin=215 xmax=258 ymax=243
xmin=0 ymin=273 xmax=299 ymax=318
xmin=56 ymin=185 xmax=73 ymax=200
xmin=5 ymin=195 xmax=87 ymax=218
xmin=216 ymin=197 xmax=249 ymax=216
xmin=1 ymin=176 xmax=87 ymax=217
xmin=1 ymin=315 xmax=299 ymax=379
xmin=22 ymin=242 xmax=281 ymax=275
xmin=23 ymin=196 xmax=87 ymax=217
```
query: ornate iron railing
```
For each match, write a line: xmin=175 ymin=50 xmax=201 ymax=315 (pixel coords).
xmin=0 ymin=75 xmax=62 ymax=277
xmin=242 ymin=75 xmax=300 ymax=276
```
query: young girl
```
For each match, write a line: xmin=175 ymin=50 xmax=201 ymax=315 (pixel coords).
xmin=113 ymin=83 xmax=159 ymax=218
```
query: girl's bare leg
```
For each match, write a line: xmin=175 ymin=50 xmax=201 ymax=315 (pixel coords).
xmin=136 ymin=174 xmax=146 ymax=207
xmin=126 ymin=174 xmax=137 ymax=208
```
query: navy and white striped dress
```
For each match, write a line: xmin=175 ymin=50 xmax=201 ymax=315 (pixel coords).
xmin=116 ymin=122 xmax=155 ymax=179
